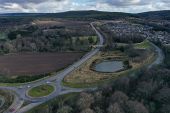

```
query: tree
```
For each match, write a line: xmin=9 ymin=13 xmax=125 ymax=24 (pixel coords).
xmin=94 ymin=107 xmax=103 ymax=113
xmin=114 ymin=77 xmax=130 ymax=93
xmin=77 ymin=92 xmax=94 ymax=110
xmin=135 ymin=80 xmax=163 ymax=99
xmin=159 ymin=105 xmax=170 ymax=113
xmin=110 ymin=91 xmax=129 ymax=105
xmin=126 ymin=100 xmax=149 ymax=113
xmin=107 ymin=103 xmax=125 ymax=113
xmin=88 ymin=36 xmax=94 ymax=44
xmin=94 ymin=91 xmax=103 ymax=106
xmin=153 ymin=87 xmax=170 ymax=104
xmin=80 ymin=108 xmax=95 ymax=113
xmin=123 ymin=60 xmax=131 ymax=69
xmin=57 ymin=106 xmax=72 ymax=113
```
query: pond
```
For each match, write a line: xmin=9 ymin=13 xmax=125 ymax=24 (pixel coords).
xmin=93 ymin=60 xmax=124 ymax=73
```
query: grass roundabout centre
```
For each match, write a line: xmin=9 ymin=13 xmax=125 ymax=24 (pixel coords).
xmin=28 ymin=84 xmax=55 ymax=98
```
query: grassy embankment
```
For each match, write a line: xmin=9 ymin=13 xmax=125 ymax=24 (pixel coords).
xmin=134 ymin=39 xmax=151 ymax=49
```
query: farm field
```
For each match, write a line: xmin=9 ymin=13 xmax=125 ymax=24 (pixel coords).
xmin=0 ymin=52 xmax=83 ymax=76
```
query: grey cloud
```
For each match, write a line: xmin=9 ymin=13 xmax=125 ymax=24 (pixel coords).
xmin=0 ymin=0 xmax=46 ymax=4
xmin=0 ymin=0 xmax=66 ymax=13
xmin=0 ymin=0 xmax=64 ymax=5
xmin=102 ymin=0 xmax=150 ymax=7
xmin=0 ymin=0 xmax=169 ymax=13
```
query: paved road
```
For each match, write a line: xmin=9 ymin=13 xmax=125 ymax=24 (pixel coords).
xmin=148 ymin=42 xmax=164 ymax=69
xmin=0 ymin=22 xmax=104 ymax=113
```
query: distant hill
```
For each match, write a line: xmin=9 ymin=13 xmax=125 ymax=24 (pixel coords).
xmin=0 ymin=10 xmax=170 ymax=20
xmin=137 ymin=10 xmax=170 ymax=20
xmin=50 ymin=10 xmax=135 ymax=19
xmin=0 ymin=10 xmax=135 ymax=20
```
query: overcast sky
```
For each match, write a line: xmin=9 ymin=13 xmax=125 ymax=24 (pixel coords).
xmin=0 ymin=0 xmax=169 ymax=13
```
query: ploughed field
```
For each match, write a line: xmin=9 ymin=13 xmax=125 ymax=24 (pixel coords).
xmin=0 ymin=52 xmax=83 ymax=76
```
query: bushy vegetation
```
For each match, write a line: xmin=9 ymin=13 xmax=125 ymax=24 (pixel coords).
xmin=0 ymin=73 xmax=50 ymax=83
xmin=163 ymin=45 xmax=170 ymax=68
xmin=7 ymin=26 xmax=38 ymax=40
xmin=0 ymin=20 xmax=97 ymax=54
xmin=0 ymin=90 xmax=14 ymax=113
xmin=28 ymin=67 xmax=170 ymax=113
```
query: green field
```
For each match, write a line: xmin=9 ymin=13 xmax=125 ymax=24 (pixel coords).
xmin=135 ymin=40 xmax=151 ymax=49
xmin=28 ymin=84 xmax=55 ymax=98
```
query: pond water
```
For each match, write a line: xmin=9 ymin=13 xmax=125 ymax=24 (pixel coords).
xmin=93 ymin=60 xmax=124 ymax=73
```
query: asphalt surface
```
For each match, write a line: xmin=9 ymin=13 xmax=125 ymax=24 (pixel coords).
xmin=0 ymin=22 xmax=164 ymax=113
xmin=148 ymin=42 xmax=164 ymax=69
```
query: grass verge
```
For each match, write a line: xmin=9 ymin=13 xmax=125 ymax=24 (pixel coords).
xmin=28 ymin=84 xmax=54 ymax=98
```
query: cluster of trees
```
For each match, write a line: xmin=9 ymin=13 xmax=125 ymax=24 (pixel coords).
xmin=29 ymin=66 xmax=170 ymax=113
xmin=0 ymin=22 xmax=96 ymax=54
xmin=162 ymin=45 xmax=170 ymax=68
xmin=0 ymin=90 xmax=14 ymax=113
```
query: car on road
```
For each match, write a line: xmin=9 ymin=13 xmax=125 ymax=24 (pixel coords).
xmin=27 ymin=85 xmax=31 ymax=88
xmin=46 ymin=81 xmax=51 ymax=84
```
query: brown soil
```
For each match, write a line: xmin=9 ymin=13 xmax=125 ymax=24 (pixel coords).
xmin=0 ymin=52 xmax=83 ymax=76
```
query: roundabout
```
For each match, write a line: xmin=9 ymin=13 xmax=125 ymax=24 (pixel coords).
xmin=27 ymin=84 xmax=55 ymax=98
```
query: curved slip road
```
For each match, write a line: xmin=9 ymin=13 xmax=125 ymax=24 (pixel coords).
xmin=148 ymin=42 xmax=164 ymax=69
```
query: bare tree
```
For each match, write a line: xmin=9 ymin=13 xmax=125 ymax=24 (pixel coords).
xmin=57 ymin=106 xmax=72 ymax=113
xmin=80 ymin=108 xmax=95 ymax=113
xmin=154 ymin=87 xmax=170 ymax=104
xmin=107 ymin=103 xmax=125 ymax=113
xmin=77 ymin=92 xmax=94 ymax=110
xmin=126 ymin=100 xmax=149 ymax=113
xmin=110 ymin=91 xmax=129 ymax=105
